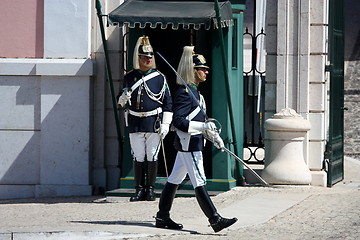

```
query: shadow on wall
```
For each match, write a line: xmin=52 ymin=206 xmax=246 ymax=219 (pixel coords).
xmin=0 ymin=74 xmax=90 ymax=199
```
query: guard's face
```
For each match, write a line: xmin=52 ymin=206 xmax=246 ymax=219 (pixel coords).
xmin=194 ymin=67 xmax=208 ymax=83
xmin=138 ymin=55 xmax=153 ymax=70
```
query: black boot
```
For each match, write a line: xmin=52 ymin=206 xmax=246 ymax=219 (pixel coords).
xmin=155 ymin=182 xmax=183 ymax=230
xmin=209 ymin=215 xmax=238 ymax=233
xmin=195 ymin=186 xmax=237 ymax=233
xmin=145 ymin=185 xmax=156 ymax=201
xmin=130 ymin=161 xmax=145 ymax=202
xmin=145 ymin=161 xmax=158 ymax=201
xmin=130 ymin=186 xmax=145 ymax=202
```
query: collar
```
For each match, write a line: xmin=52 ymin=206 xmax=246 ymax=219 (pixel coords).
xmin=137 ymin=69 xmax=152 ymax=76
xmin=189 ymin=83 xmax=198 ymax=90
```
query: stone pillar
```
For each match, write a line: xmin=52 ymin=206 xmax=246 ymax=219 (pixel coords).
xmin=261 ymin=108 xmax=312 ymax=185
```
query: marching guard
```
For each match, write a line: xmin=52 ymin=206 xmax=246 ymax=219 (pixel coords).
xmin=118 ymin=36 xmax=173 ymax=202
xmin=155 ymin=46 xmax=238 ymax=232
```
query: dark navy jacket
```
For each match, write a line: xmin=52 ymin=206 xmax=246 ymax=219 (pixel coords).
xmin=173 ymin=85 xmax=206 ymax=152
xmin=121 ymin=69 xmax=172 ymax=133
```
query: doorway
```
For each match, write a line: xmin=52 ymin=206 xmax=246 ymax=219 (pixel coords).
xmin=126 ymin=27 xmax=214 ymax=178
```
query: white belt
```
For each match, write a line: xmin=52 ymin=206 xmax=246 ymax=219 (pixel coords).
xmin=131 ymin=71 xmax=160 ymax=92
xmin=129 ymin=107 xmax=162 ymax=117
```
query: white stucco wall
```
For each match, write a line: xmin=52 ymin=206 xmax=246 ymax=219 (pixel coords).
xmin=44 ymin=0 xmax=91 ymax=58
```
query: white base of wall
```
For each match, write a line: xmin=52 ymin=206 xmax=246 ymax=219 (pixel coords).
xmin=0 ymin=185 xmax=36 ymax=199
xmin=310 ymin=170 xmax=327 ymax=187
xmin=35 ymin=185 xmax=92 ymax=198
xmin=0 ymin=185 xmax=92 ymax=200
xmin=243 ymin=168 xmax=328 ymax=187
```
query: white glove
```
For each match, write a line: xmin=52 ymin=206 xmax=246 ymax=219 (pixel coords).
xmin=118 ymin=90 xmax=131 ymax=107
xmin=213 ymin=134 xmax=224 ymax=150
xmin=159 ymin=123 xmax=170 ymax=139
xmin=159 ymin=112 xmax=173 ymax=139
xmin=188 ymin=121 xmax=217 ymax=134
xmin=204 ymin=122 xmax=218 ymax=138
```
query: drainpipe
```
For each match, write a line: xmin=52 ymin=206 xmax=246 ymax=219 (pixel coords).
xmin=95 ymin=0 xmax=123 ymax=182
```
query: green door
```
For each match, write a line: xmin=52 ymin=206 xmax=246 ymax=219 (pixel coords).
xmin=211 ymin=5 xmax=245 ymax=187
xmin=325 ymin=0 xmax=345 ymax=187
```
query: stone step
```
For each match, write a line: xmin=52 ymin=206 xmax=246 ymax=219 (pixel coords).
xmin=105 ymin=188 xmax=222 ymax=198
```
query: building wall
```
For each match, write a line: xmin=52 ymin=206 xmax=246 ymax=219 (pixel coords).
xmin=1 ymin=0 xmax=353 ymax=198
xmin=0 ymin=0 xmax=93 ymax=199
xmin=44 ymin=0 xmax=91 ymax=58
xmin=0 ymin=0 xmax=44 ymax=58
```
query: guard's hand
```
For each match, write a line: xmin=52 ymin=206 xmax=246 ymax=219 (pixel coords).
xmin=118 ymin=90 xmax=131 ymax=107
xmin=204 ymin=121 xmax=217 ymax=137
xmin=213 ymin=134 xmax=224 ymax=150
xmin=159 ymin=123 xmax=170 ymax=139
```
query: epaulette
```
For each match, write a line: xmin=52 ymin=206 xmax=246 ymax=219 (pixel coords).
xmin=156 ymin=69 xmax=165 ymax=77
xmin=124 ymin=69 xmax=134 ymax=76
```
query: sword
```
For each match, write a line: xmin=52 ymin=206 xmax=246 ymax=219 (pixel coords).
xmin=205 ymin=135 xmax=270 ymax=187
xmin=161 ymin=139 xmax=169 ymax=177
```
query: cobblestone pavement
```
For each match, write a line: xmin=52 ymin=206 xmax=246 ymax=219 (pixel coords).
xmin=143 ymin=188 xmax=360 ymax=240
xmin=0 ymin=157 xmax=359 ymax=240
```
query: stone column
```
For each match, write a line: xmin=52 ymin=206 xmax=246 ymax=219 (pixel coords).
xmin=261 ymin=108 xmax=312 ymax=185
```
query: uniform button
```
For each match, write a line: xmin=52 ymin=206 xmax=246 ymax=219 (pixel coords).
xmin=141 ymin=100 xmax=144 ymax=102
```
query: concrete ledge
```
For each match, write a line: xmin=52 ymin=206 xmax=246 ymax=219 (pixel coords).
xmin=0 ymin=185 xmax=35 ymax=200
xmin=35 ymin=185 xmax=92 ymax=198
xmin=246 ymin=167 xmax=328 ymax=187
xmin=243 ymin=165 xmax=264 ymax=184
xmin=0 ymin=184 xmax=93 ymax=200
xmin=0 ymin=59 xmax=94 ymax=76
xmin=310 ymin=170 xmax=327 ymax=187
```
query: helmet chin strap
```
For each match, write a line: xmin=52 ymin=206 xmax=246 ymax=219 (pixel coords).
xmin=194 ymin=70 xmax=206 ymax=81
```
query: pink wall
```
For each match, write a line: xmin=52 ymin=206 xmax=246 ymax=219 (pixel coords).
xmin=0 ymin=0 xmax=44 ymax=58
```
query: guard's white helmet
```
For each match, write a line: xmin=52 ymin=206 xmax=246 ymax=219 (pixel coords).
xmin=133 ymin=36 xmax=156 ymax=69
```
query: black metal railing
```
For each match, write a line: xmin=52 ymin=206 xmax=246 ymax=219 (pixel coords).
xmin=243 ymin=1 xmax=266 ymax=164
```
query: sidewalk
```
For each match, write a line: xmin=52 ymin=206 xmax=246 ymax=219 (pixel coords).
xmin=0 ymin=156 xmax=359 ymax=240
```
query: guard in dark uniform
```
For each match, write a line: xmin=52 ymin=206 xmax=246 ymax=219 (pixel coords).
xmin=118 ymin=36 xmax=173 ymax=202
xmin=155 ymin=46 xmax=237 ymax=232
